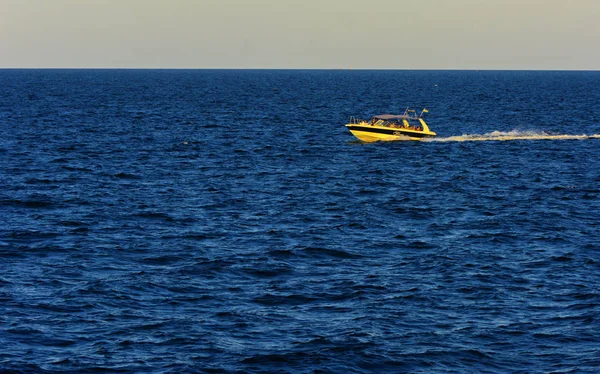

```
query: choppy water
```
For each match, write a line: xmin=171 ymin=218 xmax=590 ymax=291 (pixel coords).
xmin=1 ymin=69 xmax=599 ymax=373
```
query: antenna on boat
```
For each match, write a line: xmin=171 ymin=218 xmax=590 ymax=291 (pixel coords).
xmin=419 ymin=108 xmax=429 ymax=118
xmin=402 ymin=107 xmax=409 ymax=116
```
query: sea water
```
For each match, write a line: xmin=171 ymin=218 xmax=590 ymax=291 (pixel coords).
xmin=1 ymin=69 xmax=599 ymax=372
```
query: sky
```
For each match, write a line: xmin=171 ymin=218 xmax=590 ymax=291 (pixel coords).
xmin=1 ymin=0 xmax=599 ymax=69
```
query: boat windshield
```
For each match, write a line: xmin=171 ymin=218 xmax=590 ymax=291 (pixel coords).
xmin=366 ymin=116 xmax=422 ymax=131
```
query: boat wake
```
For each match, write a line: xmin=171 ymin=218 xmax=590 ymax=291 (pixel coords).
xmin=425 ymin=130 xmax=600 ymax=142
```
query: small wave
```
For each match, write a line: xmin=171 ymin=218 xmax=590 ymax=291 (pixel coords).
xmin=59 ymin=220 xmax=88 ymax=227
xmin=252 ymin=293 xmax=317 ymax=306
xmin=297 ymin=246 xmax=363 ymax=259
xmin=139 ymin=255 xmax=185 ymax=265
xmin=0 ymin=199 xmax=55 ymax=209
xmin=241 ymin=352 xmax=313 ymax=365
xmin=266 ymin=249 xmax=297 ymax=258
xmin=8 ymin=230 xmax=59 ymax=240
xmin=160 ymin=232 xmax=214 ymax=240
xmin=407 ymin=241 xmax=437 ymax=249
xmin=240 ymin=265 xmax=294 ymax=278
xmin=5 ymin=327 xmax=44 ymax=335
xmin=114 ymin=172 xmax=142 ymax=179
xmin=426 ymin=130 xmax=600 ymax=142
xmin=70 ymin=227 xmax=89 ymax=234
xmin=134 ymin=211 xmax=174 ymax=221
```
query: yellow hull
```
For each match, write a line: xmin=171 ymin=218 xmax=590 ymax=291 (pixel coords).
xmin=348 ymin=129 xmax=416 ymax=142
xmin=346 ymin=123 xmax=436 ymax=143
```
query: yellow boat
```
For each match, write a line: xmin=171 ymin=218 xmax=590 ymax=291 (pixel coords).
xmin=345 ymin=108 xmax=436 ymax=142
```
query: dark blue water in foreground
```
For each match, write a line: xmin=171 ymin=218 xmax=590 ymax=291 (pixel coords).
xmin=1 ymin=69 xmax=600 ymax=373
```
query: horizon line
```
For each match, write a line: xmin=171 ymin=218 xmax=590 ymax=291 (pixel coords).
xmin=1 ymin=67 xmax=599 ymax=72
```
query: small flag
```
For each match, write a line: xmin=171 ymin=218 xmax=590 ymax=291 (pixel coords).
xmin=422 ymin=109 xmax=429 ymax=113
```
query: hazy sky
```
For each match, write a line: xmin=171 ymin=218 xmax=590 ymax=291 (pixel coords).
xmin=1 ymin=0 xmax=599 ymax=69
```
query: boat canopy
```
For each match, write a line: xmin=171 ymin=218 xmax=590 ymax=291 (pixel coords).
xmin=373 ymin=114 xmax=411 ymax=120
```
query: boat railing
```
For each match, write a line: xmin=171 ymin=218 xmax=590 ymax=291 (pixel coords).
xmin=349 ymin=116 xmax=422 ymax=130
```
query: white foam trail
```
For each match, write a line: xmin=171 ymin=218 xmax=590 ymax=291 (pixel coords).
xmin=425 ymin=130 xmax=600 ymax=142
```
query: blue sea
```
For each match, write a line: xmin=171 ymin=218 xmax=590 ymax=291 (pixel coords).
xmin=1 ymin=69 xmax=599 ymax=373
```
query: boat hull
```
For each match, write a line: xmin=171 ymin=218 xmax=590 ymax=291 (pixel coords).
xmin=346 ymin=124 xmax=436 ymax=142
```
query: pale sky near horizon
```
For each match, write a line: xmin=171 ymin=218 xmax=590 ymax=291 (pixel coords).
xmin=1 ymin=0 xmax=599 ymax=69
